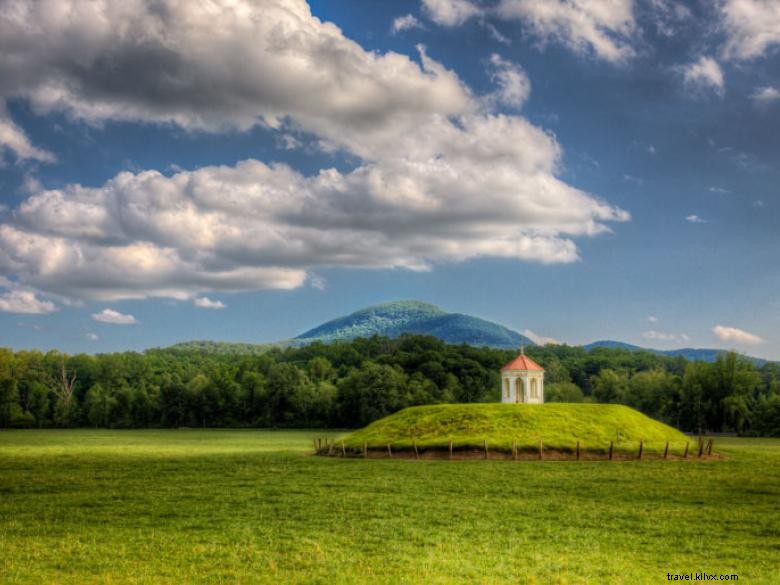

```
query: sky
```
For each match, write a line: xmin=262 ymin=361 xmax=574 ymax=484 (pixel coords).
xmin=0 ymin=0 xmax=778 ymax=359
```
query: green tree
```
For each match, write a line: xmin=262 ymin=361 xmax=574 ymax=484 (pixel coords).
xmin=591 ymin=369 xmax=628 ymax=404
xmin=545 ymin=382 xmax=584 ymax=403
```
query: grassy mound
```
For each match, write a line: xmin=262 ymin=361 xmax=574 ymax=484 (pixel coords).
xmin=339 ymin=403 xmax=689 ymax=454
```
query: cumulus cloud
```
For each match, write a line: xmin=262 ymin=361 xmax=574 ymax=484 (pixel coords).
xmin=680 ymin=57 xmax=725 ymax=96
xmin=686 ymin=214 xmax=707 ymax=223
xmin=0 ymin=289 xmax=56 ymax=314
xmin=392 ymin=14 xmax=424 ymax=34
xmin=721 ymin=0 xmax=780 ymax=60
xmin=496 ymin=0 xmax=636 ymax=63
xmin=422 ymin=0 xmax=481 ymax=27
xmin=712 ymin=325 xmax=764 ymax=345
xmin=485 ymin=54 xmax=531 ymax=108
xmin=92 ymin=309 xmax=138 ymax=325
xmin=193 ymin=297 xmax=226 ymax=310
xmin=752 ymin=86 xmax=780 ymax=106
xmin=647 ymin=315 xmax=658 ymax=323
xmin=85 ymin=332 xmax=99 ymax=341
xmin=421 ymin=0 xmax=636 ymax=62
xmin=522 ymin=329 xmax=561 ymax=345
xmin=643 ymin=330 xmax=690 ymax=343
xmin=0 ymin=0 xmax=628 ymax=303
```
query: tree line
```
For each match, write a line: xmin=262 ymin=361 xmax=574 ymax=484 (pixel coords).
xmin=0 ymin=335 xmax=778 ymax=435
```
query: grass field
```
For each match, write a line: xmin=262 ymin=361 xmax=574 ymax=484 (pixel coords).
xmin=1 ymin=430 xmax=779 ymax=584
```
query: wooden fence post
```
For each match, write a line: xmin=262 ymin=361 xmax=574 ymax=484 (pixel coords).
xmin=698 ymin=439 xmax=704 ymax=458
xmin=707 ymin=439 xmax=714 ymax=456
xmin=539 ymin=440 xmax=544 ymax=461
xmin=663 ymin=442 xmax=669 ymax=459
xmin=341 ymin=440 xmax=346 ymax=457
xmin=313 ymin=438 xmax=318 ymax=453
xmin=413 ymin=440 xmax=419 ymax=459
xmin=638 ymin=440 xmax=644 ymax=460
xmin=449 ymin=440 xmax=453 ymax=460
xmin=576 ymin=440 xmax=580 ymax=461
xmin=318 ymin=438 xmax=322 ymax=450
xmin=484 ymin=440 xmax=489 ymax=459
xmin=608 ymin=441 xmax=614 ymax=461
xmin=387 ymin=443 xmax=392 ymax=458
xmin=683 ymin=442 xmax=689 ymax=458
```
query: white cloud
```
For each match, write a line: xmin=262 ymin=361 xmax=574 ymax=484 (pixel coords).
xmin=485 ymin=54 xmax=531 ymax=108
xmin=0 ymin=0 xmax=628 ymax=303
xmin=422 ymin=0 xmax=481 ymax=27
xmin=92 ymin=309 xmax=138 ymax=325
xmin=680 ymin=57 xmax=725 ymax=96
xmin=647 ymin=315 xmax=658 ymax=323
xmin=751 ymin=86 xmax=780 ymax=106
xmin=422 ymin=0 xmax=636 ymax=62
xmin=712 ymin=325 xmax=764 ymax=346
xmin=708 ymin=186 xmax=730 ymax=194
xmin=686 ymin=214 xmax=707 ymax=224
xmin=642 ymin=330 xmax=690 ymax=343
xmin=392 ymin=14 xmax=424 ymax=34
xmin=496 ymin=0 xmax=636 ymax=63
xmin=0 ymin=289 xmax=56 ymax=314
xmin=0 ymin=103 xmax=55 ymax=163
xmin=647 ymin=0 xmax=692 ymax=37
xmin=721 ymin=0 xmax=780 ymax=60
xmin=522 ymin=329 xmax=561 ymax=346
xmin=753 ymin=199 xmax=764 ymax=207
xmin=85 ymin=332 xmax=99 ymax=341
xmin=193 ymin=297 xmax=226 ymax=310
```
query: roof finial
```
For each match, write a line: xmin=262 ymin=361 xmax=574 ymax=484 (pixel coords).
xmin=520 ymin=345 xmax=525 ymax=356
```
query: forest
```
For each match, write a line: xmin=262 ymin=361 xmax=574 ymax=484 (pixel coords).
xmin=1 ymin=335 xmax=778 ymax=435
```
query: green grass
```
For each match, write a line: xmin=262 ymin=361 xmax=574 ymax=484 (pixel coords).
xmin=1 ymin=430 xmax=779 ymax=584
xmin=339 ymin=403 xmax=690 ymax=454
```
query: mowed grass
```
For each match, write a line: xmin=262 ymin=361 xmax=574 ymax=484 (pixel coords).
xmin=340 ymin=403 xmax=689 ymax=454
xmin=0 ymin=430 xmax=778 ymax=584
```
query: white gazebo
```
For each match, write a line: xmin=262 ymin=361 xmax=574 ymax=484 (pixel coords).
xmin=500 ymin=347 xmax=545 ymax=404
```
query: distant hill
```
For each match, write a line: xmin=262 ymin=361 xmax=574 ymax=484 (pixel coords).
xmin=164 ymin=303 xmax=770 ymax=364
xmin=295 ymin=300 xmax=533 ymax=349
xmin=585 ymin=340 xmax=767 ymax=366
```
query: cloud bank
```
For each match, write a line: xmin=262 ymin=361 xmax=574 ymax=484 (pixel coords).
xmin=0 ymin=0 xmax=628 ymax=303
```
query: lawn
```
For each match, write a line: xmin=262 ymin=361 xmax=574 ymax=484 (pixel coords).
xmin=1 ymin=430 xmax=778 ymax=584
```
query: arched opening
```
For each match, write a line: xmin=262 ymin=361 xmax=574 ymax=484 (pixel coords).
xmin=503 ymin=377 xmax=510 ymax=399
xmin=531 ymin=378 xmax=538 ymax=399
xmin=515 ymin=378 xmax=524 ymax=403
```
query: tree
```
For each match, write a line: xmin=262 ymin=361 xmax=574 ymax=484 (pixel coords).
xmin=625 ymin=369 xmax=679 ymax=421
xmin=545 ymin=382 xmax=584 ymax=403
xmin=336 ymin=361 xmax=407 ymax=427
xmin=84 ymin=383 xmax=113 ymax=427
xmin=591 ymin=369 xmax=628 ymax=404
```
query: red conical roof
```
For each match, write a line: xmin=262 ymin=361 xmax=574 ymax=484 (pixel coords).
xmin=501 ymin=352 xmax=545 ymax=372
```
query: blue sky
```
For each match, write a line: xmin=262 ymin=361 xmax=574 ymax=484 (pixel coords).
xmin=0 ymin=0 xmax=778 ymax=359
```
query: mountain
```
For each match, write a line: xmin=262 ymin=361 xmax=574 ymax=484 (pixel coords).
xmin=165 ymin=303 xmax=770 ymax=364
xmin=294 ymin=300 xmax=533 ymax=349
xmin=584 ymin=340 xmax=767 ymax=366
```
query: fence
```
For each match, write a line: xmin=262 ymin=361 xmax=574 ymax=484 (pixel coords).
xmin=312 ymin=437 xmax=717 ymax=461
